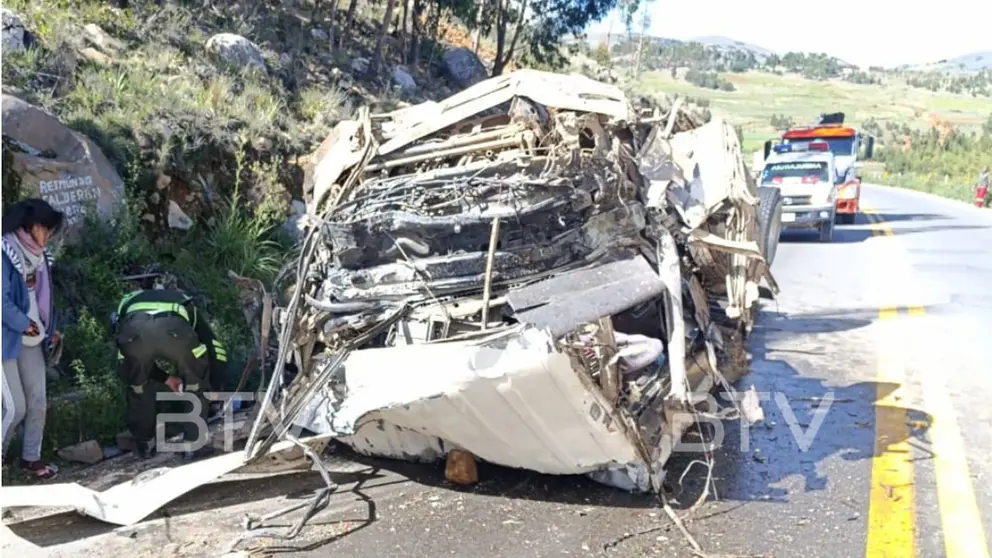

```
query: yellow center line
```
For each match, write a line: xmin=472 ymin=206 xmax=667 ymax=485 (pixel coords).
xmin=862 ymin=209 xmax=989 ymax=558
xmin=864 ymin=210 xmax=916 ymax=558
xmin=909 ymin=308 xmax=990 ymax=558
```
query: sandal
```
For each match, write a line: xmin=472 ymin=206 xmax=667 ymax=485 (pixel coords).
xmin=20 ymin=460 xmax=58 ymax=480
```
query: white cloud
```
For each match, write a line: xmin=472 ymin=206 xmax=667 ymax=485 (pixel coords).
xmin=587 ymin=0 xmax=992 ymax=68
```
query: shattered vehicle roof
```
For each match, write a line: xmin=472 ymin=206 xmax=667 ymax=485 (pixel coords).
xmin=246 ymin=68 xmax=776 ymax=493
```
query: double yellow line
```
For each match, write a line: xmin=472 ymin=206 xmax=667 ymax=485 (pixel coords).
xmin=863 ymin=210 xmax=989 ymax=558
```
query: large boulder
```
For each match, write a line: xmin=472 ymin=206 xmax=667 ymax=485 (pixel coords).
xmin=391 ymin=66 xmax=417 ymax=94
xmin=82 ymin=23 xmax=124 ymax=55
xmin=1 ymin=95 xmax=126 ymax=231
xmin=350 ymin=57 xmax=370 ymax=75
xmin=442 ymin=48 xmax=488 ymax=90
xmin=2 ymin=8 xmax=31 ymax=53
xmin=205 ymin=33 xmax=266 ymax=72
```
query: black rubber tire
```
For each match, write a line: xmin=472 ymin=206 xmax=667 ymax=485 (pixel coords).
xmin=836 ymin=213 xmax=856 ymax=225
xmin=756 ymin=186 xmax=783 ymax=266
xmin=819 ymin=218 xmax=835 ymax=242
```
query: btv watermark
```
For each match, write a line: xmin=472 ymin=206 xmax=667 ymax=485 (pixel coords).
xmin=668 ymin=390 xmax=836 ymax=454
xmin=152 ymin=390 xmax=838 ymax=455
xmin=153 ymin=391 xmax=318 ymax=454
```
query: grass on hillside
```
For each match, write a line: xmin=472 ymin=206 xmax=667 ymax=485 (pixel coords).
xmin=635 ymin=70 xmax=992 ymax=152
xmin=1 ymin=0 xmax=358 ymax=206
xmin=860 ymin=161 xmax=976 ymax=203
xmin=0 ymin=0 xmax=348 ymax=461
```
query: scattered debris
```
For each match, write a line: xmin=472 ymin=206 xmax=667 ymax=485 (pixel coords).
xmin=56 ymin=440 xmax=104 ymax=465
xmin=0 ymin=434 xmax=333 ymax=526
xmin=445 ymin=449 xmax=479 ymax=485
xmin=741 ymin=385 xmax=765 ymax=424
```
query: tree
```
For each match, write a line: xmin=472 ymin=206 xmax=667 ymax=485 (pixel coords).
xmin=342 ymin=0 xmax=361 ymax=47
xmin=485 ymin=0 xmax=638 ymax=75
xmin=371 ymin=0 xmax=399 ymax=75
xmin=491 ymin=0 xmax=529 ymax=75
xmin=632 ymin=5 xmax=652 ymax=78
xmin=591 ymin=41 xmax=612 ymax=66
xmin=620 ymin=0 xmax=636 ymax=77
xmin=472 ymin=0 xmax=489 ymax=53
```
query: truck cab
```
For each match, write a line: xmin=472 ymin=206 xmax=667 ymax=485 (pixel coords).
xmin=771 ymin=113 xmax=874 ymax=224
xmin=759 ymin=142 xmax=839 ymax=242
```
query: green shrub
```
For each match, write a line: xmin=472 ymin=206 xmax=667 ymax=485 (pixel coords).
xmin=41 ymin=187 xmax=285 ymax=455
xmin=45 ymin=310 xmax=128 ymax=453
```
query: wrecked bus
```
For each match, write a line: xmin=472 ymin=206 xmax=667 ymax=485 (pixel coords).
xmin=248 ymin=70 xmax=778 ymax=493
xmin=0 ymin=71 xmax=777 ymax=531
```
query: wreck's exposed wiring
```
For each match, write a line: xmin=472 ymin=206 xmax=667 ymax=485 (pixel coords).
xmin=680 ymin=396 xmax=719 ymax=518
xmin=225 ymin=433 xmax=338 ymax=552
xmin=246 ymin=109 xmax=380 ymax=461
xmin=384 ymin=233 xmax=452 ymax=322
xmin=250 ymin=303 xmax=411 ymax=457
xmin=244 ymin=218 xmax=323 ymax=460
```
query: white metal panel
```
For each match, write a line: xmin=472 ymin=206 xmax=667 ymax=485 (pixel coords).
xmin=314 ymin=327 xmax=644 ymax=475
xmin=0 ymin=435 xmax=332 ymax=526
xmin=669 ymin=117 xmax=757 ymax=226
xmin=340 ymin=416 xmax=446 ymax=463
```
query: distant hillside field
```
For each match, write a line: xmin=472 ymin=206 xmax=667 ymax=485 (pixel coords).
xmin=634 ymin=70 xmax=992 ymax=151
xmin=687 ymin=35 xmax=773 ymax=57
xmin=902 ymin=51 xmax=992 ymax=73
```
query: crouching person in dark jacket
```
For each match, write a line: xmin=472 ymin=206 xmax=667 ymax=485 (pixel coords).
xmin=112 ymin=288 xmax=228 ymax=461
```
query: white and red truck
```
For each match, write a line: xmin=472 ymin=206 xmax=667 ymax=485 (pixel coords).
xmin=765 ymin=112 xmax=874 ymax=225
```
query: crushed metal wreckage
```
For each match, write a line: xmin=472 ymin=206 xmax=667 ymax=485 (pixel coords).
xmin=249 ymin=69 xmax=778 ymax=493
xmin=0 ymin=70 xmax=777 ymax=537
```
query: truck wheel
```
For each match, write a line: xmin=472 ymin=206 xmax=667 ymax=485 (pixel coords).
xmin=838 ymin=213 xmax=856 ymax=225
xmin=756 ymin=187 xmax=783 ymax=266
xmin=819 ymin=219 xmax=835 ymax=242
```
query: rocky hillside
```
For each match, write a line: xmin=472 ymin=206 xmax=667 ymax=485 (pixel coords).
xmin=2 ymin=1 xmax=493 ymax=235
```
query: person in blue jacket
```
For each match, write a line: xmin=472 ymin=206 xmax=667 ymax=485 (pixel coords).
xmin=2 ymin=198 xmax=64 ymax=480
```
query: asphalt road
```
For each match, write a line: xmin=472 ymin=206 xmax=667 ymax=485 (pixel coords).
xmin=3 ymin=184 xmax=992 ymax=558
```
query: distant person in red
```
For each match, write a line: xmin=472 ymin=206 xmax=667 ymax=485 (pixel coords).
xmin=978 ymin=166 xmax=991 ymax=207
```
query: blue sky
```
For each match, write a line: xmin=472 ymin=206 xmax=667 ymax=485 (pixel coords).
xmin=586 ymin=0 xmax=992 ymax=68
